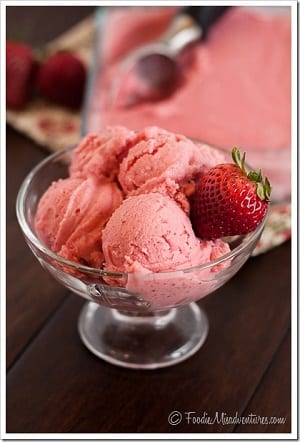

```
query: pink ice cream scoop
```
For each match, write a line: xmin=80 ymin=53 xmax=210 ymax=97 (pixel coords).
xmin=102 ymin=192 xmax=230 ymax=309
xmin=69 ymin=125 xmax=137 ymax=182
xmin=102 ymin=192 xmax=229 ymax=274
xmin=35 ymin=176 xmax=123 ymax=268
xmin=118 ymin=126 xmax=226 ymax=212
xmin=119 ymin=126 xmax=225 ymax=194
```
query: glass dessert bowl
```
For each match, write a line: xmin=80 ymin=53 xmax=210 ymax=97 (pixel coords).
xmin=16 ymin=143 xmax=266 ymax=369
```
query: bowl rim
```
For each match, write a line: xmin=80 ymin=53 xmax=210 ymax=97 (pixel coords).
xmin=16 ymin=143 xmax=267 ymax=278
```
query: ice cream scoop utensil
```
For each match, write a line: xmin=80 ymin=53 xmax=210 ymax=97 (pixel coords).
xmin=110 ymin=6 xmax=230 ymax=107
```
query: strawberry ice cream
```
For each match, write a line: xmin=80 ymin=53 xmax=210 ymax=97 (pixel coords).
xmin=102 ymin=192 xmax=229 ymax=274
xmin=102 ymin=192 xmax=230 ymax=309
xmin=85 ymin=6 xmax=291 ymax=201
xmin=34 ymin=125 xmax=252 ymax=310
xmin=35 ymin=176 xmax=123 ymax=267
xmin=70 ymin=125 xmax=137 ymax=181
xmin=119 ymin=126 xmax=226 ymax=195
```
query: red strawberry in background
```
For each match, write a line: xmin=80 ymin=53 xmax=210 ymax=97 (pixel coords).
xmin=191 ymin=147 xmax=271 ymax=240
xmin=6 ymin=41 xmax=37 ymax=109
xmin=37 ymin=52 xmax=86 ymax=109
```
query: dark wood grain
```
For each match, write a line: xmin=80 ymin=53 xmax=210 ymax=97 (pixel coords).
xmin=235 ymin=331 xmax=291 ymax=433
xmin=6 ymin=128 xmax=68 ymax=368
xmin=6 ymin=6 xmax=96 ymax=368
xmin=6 ymin=242 xmax=291 ymax=433
xmin=6 ymin=6 xmax=96 ymax=45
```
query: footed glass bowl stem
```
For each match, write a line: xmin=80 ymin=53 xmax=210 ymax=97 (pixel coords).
xmin=78 ymin=301 xmax=209 ymax=369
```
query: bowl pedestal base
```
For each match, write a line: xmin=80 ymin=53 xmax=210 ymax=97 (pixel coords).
xmin=78 ymin=301 xmax=209 ymax=369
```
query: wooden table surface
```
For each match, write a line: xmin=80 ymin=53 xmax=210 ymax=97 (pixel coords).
xmin=6 ymin=6 xmax=292 ymax=436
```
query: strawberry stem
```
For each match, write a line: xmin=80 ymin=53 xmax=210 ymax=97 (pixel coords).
xmin=231 ymin=147 xmax=272 ymax=202
xmin=232 ymin=147 xmax=247 ymax=175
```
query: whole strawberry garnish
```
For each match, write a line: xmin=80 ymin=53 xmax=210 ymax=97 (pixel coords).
xmin=191 ymin=147 xmax=271 ymax=239
xmin=6 ymin=41 xmax=37 ymax=109
xmin=37 ymin=52 xmax=86 ymax=109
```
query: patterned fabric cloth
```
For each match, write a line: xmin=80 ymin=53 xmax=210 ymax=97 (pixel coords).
xmin=6 ymin=14 xmax=291 ymax=256
xmin=252 ymin=203 xmax=291 ymax=256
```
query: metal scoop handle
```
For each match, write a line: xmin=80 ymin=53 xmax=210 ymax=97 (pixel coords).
xmin=183 ymin=6 xmax=230 ymax=40
xmin=160 ymin=6 xmax=230 ymax=55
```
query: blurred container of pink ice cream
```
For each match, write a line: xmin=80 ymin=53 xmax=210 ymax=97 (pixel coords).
xmin=84 ymin=7 xmax=291 ymax=202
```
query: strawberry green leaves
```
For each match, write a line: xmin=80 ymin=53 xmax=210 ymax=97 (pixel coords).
xmin=232 ymin=147 xmax=271 ymax=201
